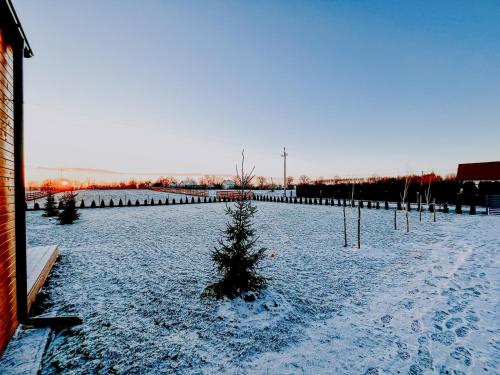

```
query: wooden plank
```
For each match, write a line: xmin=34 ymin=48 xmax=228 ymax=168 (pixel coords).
xmin=26 ymin=245 xmax=60 ymax=312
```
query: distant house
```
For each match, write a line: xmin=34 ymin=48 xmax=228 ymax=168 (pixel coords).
xmin=222 ymin=180 xmax=235 ymax=189
xmin=179 ymin=179 xmax=197 ymax=188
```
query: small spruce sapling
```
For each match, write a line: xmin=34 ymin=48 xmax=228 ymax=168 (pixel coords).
xmin=43 ymin=193 xmax=58 ymax=217
xmin=57 ymin=192 xmax=80 ymax=225
xmin=204 ymin=151 xmax=267 ymax=299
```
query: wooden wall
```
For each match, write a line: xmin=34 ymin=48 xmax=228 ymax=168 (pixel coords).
xmin=0 ymin=28 xmax=17 ymax=355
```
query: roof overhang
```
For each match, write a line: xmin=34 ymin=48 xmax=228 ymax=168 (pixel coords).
xmin=2 ymin=0 xmax=33 ymax=57
xmin=456 ymin=161 xmax=500 ymax=181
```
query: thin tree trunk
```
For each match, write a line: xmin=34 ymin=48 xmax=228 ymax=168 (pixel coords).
xmin=433 ymin=198 xmax=436 ymax=222
xmin=357 ymin=205 xmax=361 ymax=249
xmin=394 ymin=208 xmax=397 ymax=230
xmin=419 ymin=195 xmax=422 ymax=222
xmin=406 ymin=209 xmax=409 ymax=233
xmin=343 ymin=205 xmax=347 ymax=247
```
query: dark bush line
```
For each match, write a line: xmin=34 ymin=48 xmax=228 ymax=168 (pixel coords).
xmin=296 ymin=180 xmax=500 ymax=206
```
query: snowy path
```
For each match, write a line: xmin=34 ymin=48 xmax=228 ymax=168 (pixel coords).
xmin=24 ymin=203 xmax=499 ymax=374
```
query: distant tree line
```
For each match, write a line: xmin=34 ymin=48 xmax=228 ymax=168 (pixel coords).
xmin=297 ymin=176 xmax=500 ymax=206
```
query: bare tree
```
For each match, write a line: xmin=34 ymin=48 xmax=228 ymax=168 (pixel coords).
xmin=343 ymin=205 xmax=348 ymax=247
xmin=314 ymin=176 xmax=325 ymax=185
xmin=400 ymin=176 xmax=410 ymax=232
xmin=424 ymin=180 xmax=432 ymax=206
xmin=298 ymin=175 xmax=310 ymax=185
xmin=256 ymin=176 xmax=267 ymax=190
xmin=350 ymin=179 xmax=356 ymax=206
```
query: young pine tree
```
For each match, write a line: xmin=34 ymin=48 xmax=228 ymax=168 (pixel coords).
xmin=43 ymin=193 xmax=58 ymax=217
xmin=57 ymin=192 xmax=80 ymax=225
xmin=205 ymin=151 xmax=267 ymax=299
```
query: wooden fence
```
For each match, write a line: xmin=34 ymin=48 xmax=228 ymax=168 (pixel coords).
xmin=25 ymin=191 xmax=49 ymax=201
xmin=216 ymin=191 xmax=253 ymax=200
xmin=149 ymin=187 xmax=209 ymax=197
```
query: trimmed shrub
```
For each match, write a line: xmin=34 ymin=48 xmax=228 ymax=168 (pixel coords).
xmin=384 ymin=201 xmax=389 ymax=210
xmin=100 ymin=200 xmax=106 ymax=208
xmin=34 ymin=202 xmax=40 ymax=210
xmin=80 ymin=200 xmax=85 ymax=208
xmin=469 ymin=204 xmax=476 ymax=215
xmin=127 ymin=199 xmax=132 ymax=206
xmin=118 ymin=199 xmax=123 ymax=207
xmin=91 ymin=200 xmax=96 ymax=208
xmin=109 ymin=199 xmax=114 ymax=207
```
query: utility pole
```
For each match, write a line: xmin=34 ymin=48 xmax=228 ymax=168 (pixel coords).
xmin=281 ymin=147 xmax=288 ymax=197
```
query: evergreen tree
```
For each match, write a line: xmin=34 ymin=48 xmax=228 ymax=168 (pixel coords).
xmin=43 ymin=193 xmax=58 ymax=217
xmin=205 ymin=151 xmax=267 ymax=299
xmin=57 ymin=192 xmax=80 ymax=225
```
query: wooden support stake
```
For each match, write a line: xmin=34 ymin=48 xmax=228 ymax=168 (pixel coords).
xmin=343 ymin=205 xmax=347 ymax=247
xmin=357 ymin=205 xmax=361 ymax=249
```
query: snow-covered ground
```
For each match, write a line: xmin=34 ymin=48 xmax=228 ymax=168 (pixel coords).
xmin=25 ymin=201 xmax=499 ymax=374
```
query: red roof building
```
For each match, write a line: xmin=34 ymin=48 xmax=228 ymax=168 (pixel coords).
xmin=456 ymin=161 xmax=500 ymax=181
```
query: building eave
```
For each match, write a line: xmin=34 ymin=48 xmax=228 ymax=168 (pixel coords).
xmin=4 ymin=0 xmax=33 ymax=57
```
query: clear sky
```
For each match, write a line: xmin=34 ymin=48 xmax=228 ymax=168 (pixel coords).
xmin=14 ymin=0 xmax=500 ymax=182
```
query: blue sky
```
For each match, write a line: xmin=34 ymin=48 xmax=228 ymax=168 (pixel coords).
xmin=15 ymin=0 xmax=500 ymax=182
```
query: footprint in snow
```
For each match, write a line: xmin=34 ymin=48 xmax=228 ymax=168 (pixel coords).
xmin=431 ymin=331 xmax=456 ymax=346
xmin=411 ymin=320 xmax=421 ymax=333
xmin=445 ymin=317 xmax=462 ymax=329
xmin=416 ymin=345 xmax=433 ymax=369
xmin=436 ymin=364 xmax=466 ymax=375
xmin=450 ymin=346 xmax=472 ymax=367
xmin=455 ymin=326 xmax=469 ymax=337
xmin=380 ymin=314 xmax=392 ymax=324
xmin=432 ymin=310 xmax=449 ymax=323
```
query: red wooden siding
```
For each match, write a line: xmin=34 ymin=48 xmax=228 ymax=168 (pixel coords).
xmin=456 ymin=161 xmax=500 ymax=181
xmin=0 ymin=28 xmax=17 ymax=355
